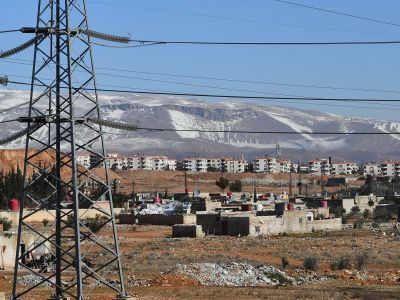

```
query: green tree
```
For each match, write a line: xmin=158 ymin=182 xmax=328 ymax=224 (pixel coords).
xmin=229 ymin=180 xmax=242 ymax=192
xmin=216 ymin=177 xmax=229 ymax=192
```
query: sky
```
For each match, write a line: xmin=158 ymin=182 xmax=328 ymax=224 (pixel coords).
xmin=1 ymin=0 xmax=400 ymax=120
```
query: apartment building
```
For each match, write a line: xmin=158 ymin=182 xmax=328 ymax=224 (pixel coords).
xmin=362 ymin=163 xmax=381 ymax=176
xmin=331 ymin=162 xmax=358 ymax=175
xmin=225 ymin=158 xmax=247 ymax=173
xmin=308 ymin=159 xmax=331 ymax=175
xmin=254 ymin=156 xmax=293 ymax=173
xmin=183 ymin=157 xmax=208 ymax=172
xmin=381 ymin=161 xmax=400 ymax=177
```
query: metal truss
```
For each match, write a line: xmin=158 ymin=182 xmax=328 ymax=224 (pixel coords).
xmin=11 ymin=0 xmax=127 ymax=299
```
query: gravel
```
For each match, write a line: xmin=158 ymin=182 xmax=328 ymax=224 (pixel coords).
xmin=17 ymin=274 xmax=54 ymax=287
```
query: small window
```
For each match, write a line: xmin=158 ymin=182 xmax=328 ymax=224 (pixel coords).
xmin=255 ymin=226 xmax=260 ymax=233
xmin=307 ymin=216 xmax=312 ymax=221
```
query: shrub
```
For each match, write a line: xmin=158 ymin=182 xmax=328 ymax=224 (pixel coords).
xmin=281 ymin=256 xmax=289 ymax=270
xmin=363 ymin=209 xmax=370 ymax=219
xmin=42 ymin=218 xmax=49 ymax=227
xmin=84 ymin=214 xmax=108 ymax=233
xmin=341 ymin=214 xmax=348 ymax=224
xmin=330 ymin=256 xmax=351 ymax=270
xmin=351 ymin=206 xmax=360 ymax=215
xmin=229 ymin=180 xmax=242 ymax=192
xmin=0 ymin=217 xmax=12 ymax=231
xmin=373 ymin=208 xmax=391 ymax=223
xmin=303 ymin=256 xmax=318 ymax=271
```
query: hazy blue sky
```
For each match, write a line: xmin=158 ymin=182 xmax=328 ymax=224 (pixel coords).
xmin=1 ymin=0 xmax=400 ymax=120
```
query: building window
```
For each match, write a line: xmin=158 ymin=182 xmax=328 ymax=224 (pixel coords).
xmin=299 ymin=218 xmax=303 ymax=224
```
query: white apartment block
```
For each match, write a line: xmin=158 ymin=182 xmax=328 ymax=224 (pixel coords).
xmin=104 ymin=154 xmax=175 ymax=171
xmin=362 ymin=163 xmax=381 ymax=176
xmin=183 ymin=157 xmax=208 ymax=172
xmin=331 ymin=162 xmax=358 ymax=175
xmin=254 ymin=156 xmax=277 ymax=173
xmin=225 ymin=158 xmax=247 ymax=173
xmin=308 ymin=159 xmax=331 ymax=175
xmin=76 ymin=153 xmax=93 ymax=169
xmin=381 ymin=161 xmax=400 ymax=177
xmin=254 ymin=156 xmax=293 ymax=173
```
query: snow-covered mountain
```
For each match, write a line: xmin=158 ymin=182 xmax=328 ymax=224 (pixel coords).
xmin=1 ymin=89 xmax=400 ymax=162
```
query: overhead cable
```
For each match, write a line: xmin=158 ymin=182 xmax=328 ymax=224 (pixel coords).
xmin=0 ymin=29 xmax=22 ymax=34
xmin=4 ymin=57 xmax=400 ymax=95
xmin=0 ymin=35 xmax=45 ymax=59
xmin=275 ymin=0 xmax=400 ymax=28
xmin=128 ymin=39 xmax=400 ymax=46
xmin=7 ymin=80 xmax=400 ymax=103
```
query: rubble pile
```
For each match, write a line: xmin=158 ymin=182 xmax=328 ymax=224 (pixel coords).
xmin=174 ymin=262 xmax=298 ymax=286
xmin=139 ymin=202 xmax=191 ymax=216
xmin=17 ymin=274 xmax=54 ymax=287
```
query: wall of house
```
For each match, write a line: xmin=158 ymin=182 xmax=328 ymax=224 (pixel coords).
xmin=0 ymin=208 xmax=123 ymax=226
xmin=137 ymin=214 xmax=196 ymax=226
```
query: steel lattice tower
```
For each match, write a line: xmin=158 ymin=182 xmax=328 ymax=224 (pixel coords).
xmin=11 ymin=1 xmax=128 ymax=299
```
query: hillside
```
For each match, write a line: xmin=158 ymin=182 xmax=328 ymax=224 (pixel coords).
xmin=1 ymin=90 xmax=400 ymax=161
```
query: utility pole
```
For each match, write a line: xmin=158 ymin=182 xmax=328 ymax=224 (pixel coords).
xmin=12 ymin=1 xmax=128 ymax=299
xmin=289 ymin=168 xmax=293 ymax=197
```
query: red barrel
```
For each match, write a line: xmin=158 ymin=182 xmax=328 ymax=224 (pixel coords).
xmin=153 ymin=196 xmax=161 ymax=204
xmin=320 ymin=201 xmax=328 ymax=208
xmin=287 ymin=203 xmax=294 ymax=211
xmin=10 ymin=198 xmax=20 ymax=211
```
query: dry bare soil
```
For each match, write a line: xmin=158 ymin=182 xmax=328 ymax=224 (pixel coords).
xmin=1 ymin=226 xmax=400 ymax=299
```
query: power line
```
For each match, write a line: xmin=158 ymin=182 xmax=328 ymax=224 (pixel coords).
xmin=3 ymin=57 xmax=400 ymax=95
xmin=5 ymin=73 xmax=400 ymax=111
xmin=127 ymin=39 xmax=400 ymax=46
xmin=7 ymin=80 xmax=400 ymax=103
xmin=275 ymin=0 xmax=400 ymax=28
xmin=0 ymin=118 xmax=20 ymax=124
xmin=88 ymin=0 xmax=400 ymax=38
xmin=0 ymin=29 xmax=21 ymax=34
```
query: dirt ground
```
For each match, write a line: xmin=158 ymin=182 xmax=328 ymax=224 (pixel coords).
xmin=116 ymin=170 xmax=354 ymax=195
xmin=2 ymin=225 xmax=400 ymax=299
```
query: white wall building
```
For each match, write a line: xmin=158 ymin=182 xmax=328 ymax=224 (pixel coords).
xmin=225 ymin=158 xmax=247 ymax=173
xmin=308 ymin=159 xmax=331 ymax=175
xmin=381 ymin=161 xmax=400 ymax=177
xmin=331 ymin=162 xmax=358 ymax=175
xmin=183 ymin=157 xmax=208 ymax=172
xmin=362 ymin=163 xmax=381 ymax=176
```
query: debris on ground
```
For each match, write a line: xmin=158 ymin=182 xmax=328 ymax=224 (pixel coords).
xmin=17 ymin=274 xmax=54 ymax=287
xmin=173 ymin=262 xmax=330 ymax=286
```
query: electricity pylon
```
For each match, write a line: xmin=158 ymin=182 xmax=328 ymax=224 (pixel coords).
xmin=11 ymin=1 xmax=128 ymax=299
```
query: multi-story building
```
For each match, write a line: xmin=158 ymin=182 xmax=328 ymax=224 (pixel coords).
xmin=331 ymin=162 xmax=358 ymax=175
xmin=225 ymin=158 xmax=247 ymax=173
xmin=381 ymin=161 xmax=400 ymax=177
xmin=254 ymin=156 xmax=277 ymax=173
xmin=103 ymin=154 xmax=175 ymax=171
xmin=362 ymin=163 xmax=381 ymax=176
xmin=308 ymin=159 xmax=331 ymax=175
xmin=76 ymin=152 xmax=94 ymax=169
xmin=183 ymin=157 xmax=208 ymax=172
xmin=254 ymin=156 xmax=293 ymax=173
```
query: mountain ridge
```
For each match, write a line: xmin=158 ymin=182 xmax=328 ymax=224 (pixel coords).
xmin=1 ymin=89 xmax=399 ymax=162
